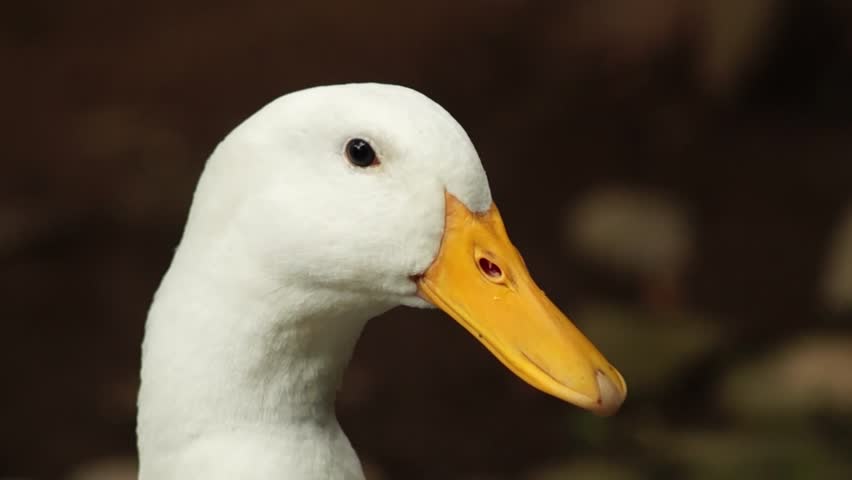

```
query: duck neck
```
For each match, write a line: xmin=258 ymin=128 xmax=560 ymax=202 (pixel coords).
xmin=137 ymin=246 xmax=390 ymax=477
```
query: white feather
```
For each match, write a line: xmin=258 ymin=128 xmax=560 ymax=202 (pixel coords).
xmin=137 ymin=83 xmax=493 ymax=479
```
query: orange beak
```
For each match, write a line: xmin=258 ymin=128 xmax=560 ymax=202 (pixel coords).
xmin=416 ymin=193 xmax=626 ymax=415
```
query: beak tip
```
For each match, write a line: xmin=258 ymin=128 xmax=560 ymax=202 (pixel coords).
xmin=592 ymin=369 xmax=626 ymax=416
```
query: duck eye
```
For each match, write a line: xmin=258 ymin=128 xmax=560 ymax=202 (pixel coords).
xmin=345 ymin=138 xmax=377 ymax=167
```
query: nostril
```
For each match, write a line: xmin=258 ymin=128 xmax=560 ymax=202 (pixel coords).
xmin=478 ymin=257 xmax=503 ymax=279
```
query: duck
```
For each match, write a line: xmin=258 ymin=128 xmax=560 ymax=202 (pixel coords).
xmin=136 ymin=83 xmax=627 ymax=479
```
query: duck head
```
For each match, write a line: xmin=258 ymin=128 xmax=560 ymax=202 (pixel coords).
xmin=187 ymin=83 xmax=626 ymax=415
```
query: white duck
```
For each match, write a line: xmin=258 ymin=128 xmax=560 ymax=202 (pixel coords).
xmin=137 ymin=83 xmax=627 ymax=479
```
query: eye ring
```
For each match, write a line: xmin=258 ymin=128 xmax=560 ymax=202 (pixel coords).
xmin=345 ymin=138 xmax=379 ymax=167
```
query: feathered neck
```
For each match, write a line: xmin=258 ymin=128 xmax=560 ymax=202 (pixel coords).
xmin=137 ymin=243 xmax=390 ymax=479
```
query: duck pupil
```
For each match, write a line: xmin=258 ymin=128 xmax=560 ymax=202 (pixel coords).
xmin=347 ymin=139 xmax=375 ymax=167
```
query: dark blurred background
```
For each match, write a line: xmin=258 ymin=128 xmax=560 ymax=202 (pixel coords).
xmin=3 ymin=0 xmax=852 ymax=479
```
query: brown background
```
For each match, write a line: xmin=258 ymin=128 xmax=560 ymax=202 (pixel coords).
xmin=3 ymin=1 xmax=852 ymax=479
